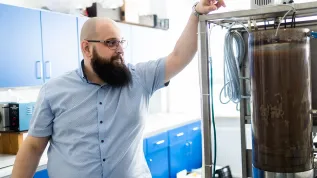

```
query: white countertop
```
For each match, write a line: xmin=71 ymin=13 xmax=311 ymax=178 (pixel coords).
xmin=0 ymin=112 xmax=200 ymax=177
xmin=143 ymin=113 xmax=200 ymax=138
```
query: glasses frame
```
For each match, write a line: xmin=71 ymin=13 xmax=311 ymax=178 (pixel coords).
xmin=86 ymin=38 xmax=128 ymax=50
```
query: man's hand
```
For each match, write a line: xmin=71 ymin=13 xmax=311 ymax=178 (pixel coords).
xmin=195 ymin=0 xmax=226 ymax=14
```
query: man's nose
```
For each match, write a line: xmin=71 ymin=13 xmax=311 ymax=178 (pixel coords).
xmin=116 ymin=44 xmax=124 ymax=54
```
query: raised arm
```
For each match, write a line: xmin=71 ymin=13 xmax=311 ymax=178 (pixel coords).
xmin=165 ymin=0 xmax=226 ymax=82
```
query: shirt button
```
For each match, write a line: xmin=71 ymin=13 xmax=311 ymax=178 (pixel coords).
xmin=103 ymin=159 xmax=106 ymax=162
xmin=100 ymin=121 xmax=103 ymax=124
xmin=99 ymin=102 xmax=102 ymax=105
xmin=101 ymin=140 xmax=104 ymax=143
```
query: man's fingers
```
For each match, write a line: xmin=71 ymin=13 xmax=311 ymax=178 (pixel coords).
xmin=208 ymin=4 xmax=218 ymax=11
xmin=217 ymin=0 xmax=226 ymax=7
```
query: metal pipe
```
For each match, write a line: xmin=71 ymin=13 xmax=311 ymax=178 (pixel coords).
xmin=198 ymin=20 xmax=212 ymax=178
xmin=239 ymin=31 xmax=249 ymax=178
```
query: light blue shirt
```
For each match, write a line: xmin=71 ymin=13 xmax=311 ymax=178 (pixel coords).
xmin=28 ymin=58 xmax=169 ymax=178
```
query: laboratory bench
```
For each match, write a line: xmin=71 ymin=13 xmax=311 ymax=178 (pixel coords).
xmin=0 ymin=113 xmax=202 ymax=178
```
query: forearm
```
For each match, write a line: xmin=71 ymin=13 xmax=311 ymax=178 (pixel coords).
xmin=166 ymin=13 xmax=199 ymax=80
xmin=11 ymin=140 xmax=46 ymax=178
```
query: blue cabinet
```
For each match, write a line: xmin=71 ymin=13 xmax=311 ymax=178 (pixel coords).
xmin=0 ymin=4 xmax=43 ymax=88
xmin=41 ymin=11 xmax=79 ymax=81
xmin=168 ymin=125 xmax=189 ymax=178
xmin=168 ymin=120 xmax=202 ymax=178
xmin=0 ymin=4 xmax=80 ymax=88
xmin=34 ymin=169 xmax=49 ymax=178
xmin=145 ymin=132 xmax=169 ymax=178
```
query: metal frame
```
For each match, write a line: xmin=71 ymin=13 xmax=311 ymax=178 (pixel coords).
xmin=197 ymin=1 xmax=317 ymax=178
xmin=198 ymin=19 xmax=213 ymax=178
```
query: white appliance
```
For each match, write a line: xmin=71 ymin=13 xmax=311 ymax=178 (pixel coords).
xmin=250 ymin=0 xmax=290 ymax=9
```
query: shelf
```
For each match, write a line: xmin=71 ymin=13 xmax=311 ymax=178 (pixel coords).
xmin=116 ymin=20 xmax=168 ymax=30
xmin=199 ymin=1 xmax=317 ymax=25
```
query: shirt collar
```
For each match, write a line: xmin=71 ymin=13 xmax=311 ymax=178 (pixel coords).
xmin=79 ymin=59 xmax=89 ymax=83
xmin=79 ymin=60 xmax=107 ymax=86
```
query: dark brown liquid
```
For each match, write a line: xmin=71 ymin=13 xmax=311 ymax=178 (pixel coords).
xmin=250 ymin=29 xmax=313 ymax=173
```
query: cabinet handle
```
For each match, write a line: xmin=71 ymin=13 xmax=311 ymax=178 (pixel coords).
xmin=189 ymin=141 xmax=193 ymax=154
xmin=176 ymin=132 xmax=184 ymax=137
xmin=155 ymin=140 xmax=165 ymax=145
xmin=192 ymin=127 xmax=199 ymax=131
xmin=45 ymin=61 xmax=52 ymax=79
xmin=35 ymin=61 xmax=42 ymax=79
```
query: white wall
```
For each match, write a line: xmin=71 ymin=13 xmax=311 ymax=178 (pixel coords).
xmin=0 ymin=87 xmax=40 ymax=103
xmin=163 ymin=0 xmax=201 ymax=117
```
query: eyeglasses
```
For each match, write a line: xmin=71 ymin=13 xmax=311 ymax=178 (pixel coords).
xmin=86 ymin=39 xmax=128 ymax=50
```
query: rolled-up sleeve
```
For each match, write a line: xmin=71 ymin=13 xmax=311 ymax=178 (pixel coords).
xmin=135 ymin=57 xmax=169 ymax=95
xmin=28 ymin=84 xmax=54 ymax=137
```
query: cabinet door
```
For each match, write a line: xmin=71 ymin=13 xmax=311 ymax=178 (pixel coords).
xmin=0 ymin=4 xmax=43 ymax=87
xmin=146 ymin=149 xmax=169 ymax=178
xmin=33 ymin=169 xmax=49 ymax=178
xmin=169 ymin=142 xmax=190 ymax=178
xmin=41 ymin=11 xmax=79 ymax=81
xmin=77 ymin=16 xmax=89 ymax=63
xmin=187 ymin=121 xmax=202 ymax=170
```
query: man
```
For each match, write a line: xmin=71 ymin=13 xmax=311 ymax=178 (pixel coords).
xmin=11 ymin=0 xmax=225 ymax=177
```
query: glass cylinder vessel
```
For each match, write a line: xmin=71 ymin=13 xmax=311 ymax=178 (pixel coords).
xmin=249 ymin=28 xmax=313 ymax=174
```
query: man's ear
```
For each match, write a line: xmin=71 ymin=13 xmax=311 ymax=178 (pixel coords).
xmin=85 ymin=46 xmax=90 ymax=52
xmin=82 ymin=41 xmax=92 ymax=57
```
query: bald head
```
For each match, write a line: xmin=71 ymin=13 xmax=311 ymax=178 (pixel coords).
xmin=80 ymin=17 xmax=119 ymax=42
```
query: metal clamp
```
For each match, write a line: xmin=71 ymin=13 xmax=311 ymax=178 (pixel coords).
xmin=311 ymin=109 xmax=317 ymax=116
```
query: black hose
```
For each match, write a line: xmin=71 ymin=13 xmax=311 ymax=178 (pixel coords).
xmin=291 ymin=12 xmax=296 ymax=28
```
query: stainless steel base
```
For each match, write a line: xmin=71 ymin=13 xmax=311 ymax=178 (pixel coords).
xmin=253 ymin=166 xmax=314 ymax=178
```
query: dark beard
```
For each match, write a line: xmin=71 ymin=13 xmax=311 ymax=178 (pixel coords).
xmin=91 ymin=48 xmax=132 ymax=87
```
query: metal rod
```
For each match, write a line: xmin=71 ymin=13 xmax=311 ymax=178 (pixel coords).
xmin=229 ymin=20 xmax=317 ymax=32
xmin=239 ymin=32 xmax=249 ymax=178
xmin=198 ymin=20 xmax=212 ymax=178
